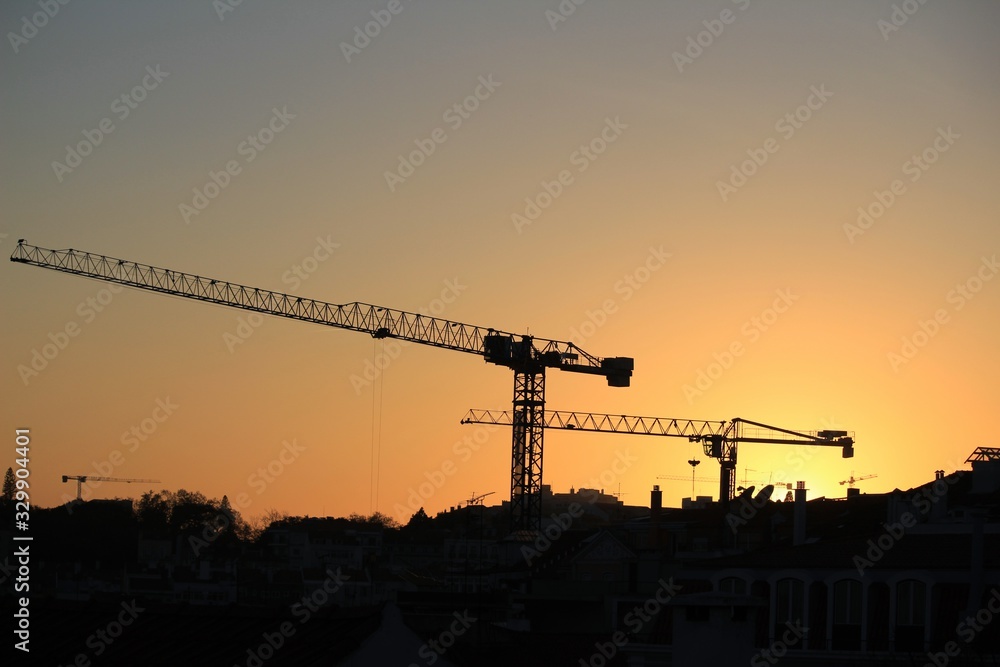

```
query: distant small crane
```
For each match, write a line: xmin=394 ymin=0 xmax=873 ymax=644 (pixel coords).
xmin=657 ymin=475 xmax=717 ymax=483
xmin=466 ymin=491 xmax=494 ymax=507
xmin=742 ymin=467 xmax=772 ymax=487
xmin=658 ymin=472 xmax=716 ymax=502
xmin=611 ymin=483 xmax=629 ymax=501
xmin=839 ymin=472 xmax=877 ymax=488
xmin=62 ymin=474 xmax=160 ymax=502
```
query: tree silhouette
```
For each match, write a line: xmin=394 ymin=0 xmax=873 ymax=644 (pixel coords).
xmin=348 ymin=511 xmax=401 ymax=529
xmin=136 ymin=490 xmax=170 ymax=529
xmin=215 ymin=494 xmax=251 ymax=540
xmin=168 ymin=489 xmax=216 ymax=532
xmin=2 ymin=468 xmax=15 ymax=503
xmin=406 ymin=507 xmax=432 ymax=528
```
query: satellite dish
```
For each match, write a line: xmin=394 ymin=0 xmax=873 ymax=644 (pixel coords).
xmin=754 ymin=484 xmax=775 ymax=505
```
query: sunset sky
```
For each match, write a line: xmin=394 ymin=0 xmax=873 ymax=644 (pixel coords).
xmin=2 ymin=1 xmax=998 ymax=524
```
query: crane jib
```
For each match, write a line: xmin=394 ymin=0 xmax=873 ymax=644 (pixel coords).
xmin=10 ymin=241 xmax=631 ymax=385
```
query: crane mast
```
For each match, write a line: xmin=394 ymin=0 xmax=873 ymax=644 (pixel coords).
xmin=461 ymin=409 xmax=854 ymax=503
xmin=13 ymin=241 xmax=633 ymax=532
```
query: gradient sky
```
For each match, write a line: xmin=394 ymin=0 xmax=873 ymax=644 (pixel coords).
xmin=2 ymin=1 xmax=998 ymax=523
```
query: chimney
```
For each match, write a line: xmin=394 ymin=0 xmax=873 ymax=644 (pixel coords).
xmin=793 ymin=481 xmax=807 ymax=546
xmin=650 ymin=485 xmax=662 ymax=546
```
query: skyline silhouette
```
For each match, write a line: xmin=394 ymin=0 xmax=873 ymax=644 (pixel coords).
xmin=2 ymin=2 xmax=999 ymax=663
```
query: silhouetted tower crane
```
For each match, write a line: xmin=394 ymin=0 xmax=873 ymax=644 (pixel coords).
xmin=466 ymin=491 xmax=494 ymax=507
xmin=62 ymin=474 xmax=160 ymax=501
xmin=461 ymin=410 xmax=854 ymax=504
xmin=657 ymin=474 xmax=717 ymax=483
xmin=12 ymin=241 xmax=633 ymax=532
xmin=839 ymin=472 xmax=877 ymax=488
xmin=657 ymin=473 xmax=718 ymax=501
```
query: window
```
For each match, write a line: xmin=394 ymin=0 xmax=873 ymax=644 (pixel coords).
xmin=833 ymin=580 xmax=862 ymax=625
xmin=720 ymin=577 xmax=747 ymax=594
xmin=895 ymin=580 xmax=926 ymax=651
xmin=776 ymin=578 xmax=805 ymax=625
xmin=896 ymin=580 xmax=926 ymax=626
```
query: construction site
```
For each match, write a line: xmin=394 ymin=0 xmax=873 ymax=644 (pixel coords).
xmin=3 ymin=241 xmax=999 ymax=666
xmin=3 ymin=3 xmax=999 ymax=665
